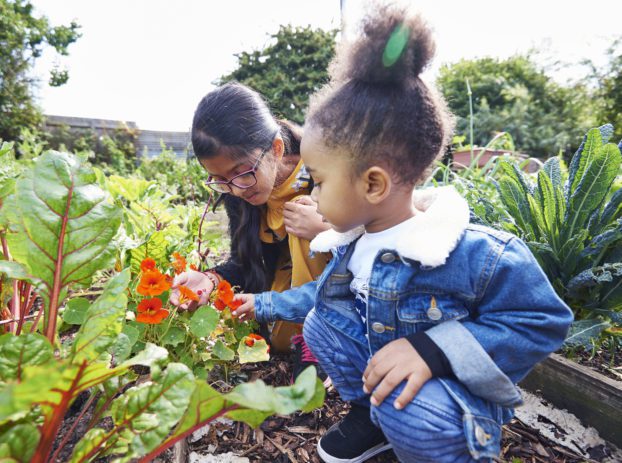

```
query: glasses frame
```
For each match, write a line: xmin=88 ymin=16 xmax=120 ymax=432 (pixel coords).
xmin=204 ymin=148 xmax=268 ymax=193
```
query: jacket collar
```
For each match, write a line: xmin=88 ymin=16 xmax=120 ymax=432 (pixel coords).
xmin=310 ymin=186 xmax=470 ymax=268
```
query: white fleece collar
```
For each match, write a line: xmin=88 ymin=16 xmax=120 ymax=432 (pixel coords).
xmin=310 ymin=186 xmax=470 ymax=268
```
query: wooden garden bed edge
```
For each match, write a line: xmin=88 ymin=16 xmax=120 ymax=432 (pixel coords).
xmin=519 ymin=353 xmax=622 ymax=448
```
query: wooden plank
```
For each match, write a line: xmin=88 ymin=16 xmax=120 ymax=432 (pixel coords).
xmin=519 ymin=353 xmax=622 ymax=447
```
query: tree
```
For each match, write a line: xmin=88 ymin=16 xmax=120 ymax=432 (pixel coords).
xmin=436 ymin=55 xmax=595 ymax=158
xmin=0 ymin=0 xmax=80 ymax=142
xmin=217 ymin=25 xmax=337 ymax=124
xmin=586 ymin=36 xmax=622 ymax=143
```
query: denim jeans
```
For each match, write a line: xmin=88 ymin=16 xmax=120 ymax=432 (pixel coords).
xmin=304 ymin=307 xmax=509 ymax=462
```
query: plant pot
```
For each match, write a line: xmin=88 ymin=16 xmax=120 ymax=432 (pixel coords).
xmin=519 ymin=353 xmax=622 ymax=447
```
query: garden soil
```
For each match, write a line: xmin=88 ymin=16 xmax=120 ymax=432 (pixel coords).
xmin=184 ymin=354 xmax=620 ymax=463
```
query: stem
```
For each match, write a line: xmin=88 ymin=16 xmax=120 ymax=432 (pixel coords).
xmin=2 ymin=234 xmax=19 ymax=333
xmin=85 ymin=384 xmax=125 ymax=432
xmin=32 ymin=361 xmax=88 ymax=463
xmin=466 ymin=78 xmax=474 ymax=163
xmin=197 ymin=195 xmax=214 ymax=265
xmin=159 ymin=306 xmax=179 ymax=343
xmin=46 ymin=182 xmax=75 ymax=343
xmin=30 ymin=308 xmax=44 ymax=333
xmin=0 ymin=313 xmax=37 ymax=326
xmin=15 ymin=283 xmax=33 ymax=336
xmin=48 ymin=391 xmax=99 ymax=463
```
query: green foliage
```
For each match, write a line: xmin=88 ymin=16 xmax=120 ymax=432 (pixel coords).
xmin=0 ymin=143 xmax=324 ymax=462
xmin=218 ymin=25 xmax=337 ymax=124
xmin=136 ymin=145 xmax=212 ymax=203
xmin=437 ymin=55 xmax=594 ymax=158
xmin=0 ymin=0 xmax=80 ymax=142
xmin=584 ymin=36 xmax=622 ymax=143
xmin=494 ymin=125 xmax=622 ymax=347
xmin=44 ymin=122 xmax=139 ymax=175
xmin=0 ymin=150 xmax=122 ymax=341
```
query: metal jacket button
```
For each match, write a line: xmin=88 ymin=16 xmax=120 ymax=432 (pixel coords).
xmin=380 ymin=252 xmax=395 ymax=263
xmin=427 ymin=307 xmax=443 ymax=321
xmin=371 ymin=322 xmax=385 ymax=333
xmin=475 ymin=425 xmax=491 ymax=446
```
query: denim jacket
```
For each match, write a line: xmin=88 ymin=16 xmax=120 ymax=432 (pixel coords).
xmin=255 ymin=186 xmax=573 ymax=407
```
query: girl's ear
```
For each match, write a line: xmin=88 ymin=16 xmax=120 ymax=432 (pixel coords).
xmin=363 ymin=166 xmax=392 ymax=204
xmin=272 ymin=136 xmax=285 ymax=161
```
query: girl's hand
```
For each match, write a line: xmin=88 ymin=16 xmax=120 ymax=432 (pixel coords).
xmin=283 ymin=195 xmax=331 ymax=241
xmin=362 ymin=338 xmax=433 ymax=410
xmin=169 ymin=270 xmax=215 ymax=310
xmin=232 ymin=293 xmax=255 ymax=321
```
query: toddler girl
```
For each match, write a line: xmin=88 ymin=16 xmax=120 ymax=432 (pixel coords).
xmin=234 ymin=5 xmax=572 ymax=462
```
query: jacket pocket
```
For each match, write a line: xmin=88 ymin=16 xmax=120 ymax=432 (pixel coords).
xmin=396 ymin=294 xmax=469 ymax=331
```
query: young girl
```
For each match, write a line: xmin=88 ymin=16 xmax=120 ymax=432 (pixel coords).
xmin=171 ymin=82 xmax=332 ymax=379
xmin=233 ymin=5 xmax=572 ymax=462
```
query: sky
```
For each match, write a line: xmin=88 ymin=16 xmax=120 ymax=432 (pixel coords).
xmin=30 ymin=0 xmax=622 ymax=132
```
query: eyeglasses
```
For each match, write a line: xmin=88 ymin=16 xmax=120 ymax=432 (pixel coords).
xmin=204 ymin=149 xmax=268 ymax=194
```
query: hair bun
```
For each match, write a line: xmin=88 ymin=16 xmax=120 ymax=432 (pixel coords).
xmin=332 ymin=4 xmax=436 ymax=84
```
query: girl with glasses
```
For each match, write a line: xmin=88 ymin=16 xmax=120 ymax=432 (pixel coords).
xmin=170 ymin=82 xmax=332 ymax=381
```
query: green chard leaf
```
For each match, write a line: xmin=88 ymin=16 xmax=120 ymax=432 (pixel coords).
xmin=2 ymin=151 xmax=122 ymax=341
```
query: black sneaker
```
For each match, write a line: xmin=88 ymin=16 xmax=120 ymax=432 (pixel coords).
xmin=317 ymin=404 xmax=392 ymax=463
xmin=291 ymin=334 xmax=331 ymax=387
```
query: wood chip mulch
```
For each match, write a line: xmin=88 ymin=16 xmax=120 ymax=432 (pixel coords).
xmin=189 ymin=354 xmax=606 ymax=463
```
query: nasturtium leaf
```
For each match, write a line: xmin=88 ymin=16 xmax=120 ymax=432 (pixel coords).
xmin=213 ymin=339 xmax=235 ymax=361
xmin=62 ymin=297 xmax=90 ymax=325
xmin=189 ymin=306 xmax=219 ymax=338
xmin=110 ymin=333 xmax=132 ymax=363
xmin=161 ymin=326 xmax=185 ymax=347
xmin=237 ymin=339 xmax=269 ymax=364
xmin=233 ymin=321 xmax=253 ymax=340
xmin=122 ymin=324 xmax=140 ymax=347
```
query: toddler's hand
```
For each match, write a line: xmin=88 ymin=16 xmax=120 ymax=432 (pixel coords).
xmin=362 ymin=338 xmax=432 ymax=410
xmin=169 ymin=270 xmax=215 ymax=310
xmin=232 ymin=293 xmax=256 ymax=321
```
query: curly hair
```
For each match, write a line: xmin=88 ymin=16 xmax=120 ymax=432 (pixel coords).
xmin=306 ymin=4 xmax=453 ymax=185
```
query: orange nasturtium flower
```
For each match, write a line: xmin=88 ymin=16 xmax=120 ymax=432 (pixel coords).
xmin=244 ymin=333 xmax=265 ymax=347
xmin=213 ymin=280 xmax=242 ymax=311
xmin=178 ymin=285 xmax=199 ymax=305
xmin=243 ymin=333 xmax=269 ymax=352
xmin=137 ymin=270 xmax=171 ymax=296
xmin=140 ymin=257 xmax=157 ymax=272
xmin=136 ymin=298 xmax=169 ymax=324
xmin=171 ymin=252 xmax=187 ymax=275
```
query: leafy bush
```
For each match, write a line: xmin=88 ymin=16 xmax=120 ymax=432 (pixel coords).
xmin=0 ymin=149 xmax=323 ymax=461
xmin=136 ymin=144 xmax=212 ymax=203
xmin=494 ymin=125 xmax=622 ymax=345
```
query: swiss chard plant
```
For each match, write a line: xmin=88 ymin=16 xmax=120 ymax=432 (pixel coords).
xmin=494 ymin=125 xmax=622 ymax=346
xmin=0 ymin=150 xmax=324 ymax=462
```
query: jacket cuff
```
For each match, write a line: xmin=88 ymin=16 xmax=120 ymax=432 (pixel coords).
xmin=405 ymin=332 xmax=452 ymax=378
xmin=426 ymin=320 xmax=523 ymax=407
xmin=253 ymin=291 xmax=274 ymax=324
